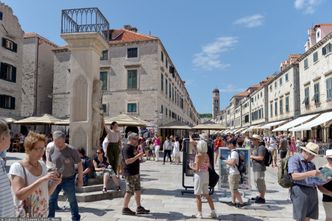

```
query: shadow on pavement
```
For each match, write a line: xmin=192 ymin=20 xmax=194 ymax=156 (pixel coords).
xmin=248 ymin=204 xmax=284 ymax=211
xmin=148 ymin=212 xmax=189 ymax=220
xmin=268 ymin=199 xmax=291 ymax=205
xmin=219 ymin=214 xmax=263 ymax=221
xmin=141 ymin=177 xmax=158 ymax=182
xmin=78 ymin=206 xmax=114 ymax=216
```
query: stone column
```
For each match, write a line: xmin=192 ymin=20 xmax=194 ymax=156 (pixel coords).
xmin=61 ymin=32 xmax=108 ymax=156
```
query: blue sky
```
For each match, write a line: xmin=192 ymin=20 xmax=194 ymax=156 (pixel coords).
xmin=2 ymin=0 xmax=332 ymax=114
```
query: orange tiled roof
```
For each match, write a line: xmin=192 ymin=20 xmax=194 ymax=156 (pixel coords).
xmin=109 ymin=29 xmax=158 ymax=44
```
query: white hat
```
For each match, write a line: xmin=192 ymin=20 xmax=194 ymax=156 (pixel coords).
xmin=300 ymin=142 xmax=319 ymax=156
xmin=250 ymin=134 xmax=261 ymax=141
xmin=326 ymin=149 xmax=332 ymax=158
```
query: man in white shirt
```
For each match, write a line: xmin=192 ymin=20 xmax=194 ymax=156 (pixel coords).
xmin=224 ymin=138 xmax=245 ymax=208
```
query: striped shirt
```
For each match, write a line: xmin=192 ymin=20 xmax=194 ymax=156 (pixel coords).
xmin=0 ymin=157 xmax=15 ymax=217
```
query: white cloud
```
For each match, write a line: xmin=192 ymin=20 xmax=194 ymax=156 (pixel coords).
xmin=294 ymin=0 xmax=322 ymax=14
xmin=219 ymin=84 xmax=244 ymax=93
xmin=193 ymin=37 xmax=238 ymax=71
xmin=233 ymin=14 xmax=264 ymax=28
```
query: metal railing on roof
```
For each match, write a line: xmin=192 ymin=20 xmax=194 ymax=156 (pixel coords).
xmin=61 ymin=7 xmax=109 ymax=41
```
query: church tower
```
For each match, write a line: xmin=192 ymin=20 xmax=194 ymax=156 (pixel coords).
xmin=212 ymin=88 xmax=220 ymax=119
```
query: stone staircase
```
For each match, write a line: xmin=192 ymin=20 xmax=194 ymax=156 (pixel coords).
xmin=58 ymin=176 xmax=125 ymax=202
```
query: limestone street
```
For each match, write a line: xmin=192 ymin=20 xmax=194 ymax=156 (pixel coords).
xmin=5 ymin=152 xmax=327 ymax=221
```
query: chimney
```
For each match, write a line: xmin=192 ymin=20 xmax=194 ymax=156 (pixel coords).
xmin=123 ymin=25 xmax=138 ymax=32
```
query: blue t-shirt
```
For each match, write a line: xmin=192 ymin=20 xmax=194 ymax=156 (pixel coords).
xmin=288 ymin=153 xmax=325 ymax=186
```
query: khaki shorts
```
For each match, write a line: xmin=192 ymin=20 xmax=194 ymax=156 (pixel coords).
xmin=323 ymin=201 xmax=332 ymax=219
xmin=228 ymin=174 xmax=240 ymax=192
xmin=125 ymin=174 xmax=141 ymax=194
xmin=253 ymin=171 xmax=266 ymax=193
xmin=194 ymin=172 xmax=209 ymax=195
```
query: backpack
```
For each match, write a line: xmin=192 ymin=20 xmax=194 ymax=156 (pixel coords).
xmin=235 ymin=150 xmax=246 ymax=175
xmin=264 ymin=148 xmax=272 ymax=167
xmin=278 ymin=156 xmax=293 ymax=188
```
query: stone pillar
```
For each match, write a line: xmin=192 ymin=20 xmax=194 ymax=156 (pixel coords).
xmin=61 ymin=32 xmax=108 ymax=157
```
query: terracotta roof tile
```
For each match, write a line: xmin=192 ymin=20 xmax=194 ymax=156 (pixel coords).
xmin=109 ymin=29 xmax=157 ymax=44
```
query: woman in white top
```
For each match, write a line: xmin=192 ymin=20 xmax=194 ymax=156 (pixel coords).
xmin=0 ymin=119 xmax=15 ymax=217
xmin=172 ymin=137 xmax=181 ymax=164
xmin=9 ymin=131 xmax=61 ymax=218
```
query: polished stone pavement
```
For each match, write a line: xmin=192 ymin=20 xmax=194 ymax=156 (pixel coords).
xmin=5 ymin=152 xmax=328 ymax=220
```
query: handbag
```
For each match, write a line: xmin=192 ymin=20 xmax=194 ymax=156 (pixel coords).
xmin=17 ymin=162 xmax=32 ymax=217
xmin=208 ymin=167 xmax=219 ymax=188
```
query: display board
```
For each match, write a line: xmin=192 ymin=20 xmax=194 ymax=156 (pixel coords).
xmin=218 ymin=147 xmax=251 ymax=190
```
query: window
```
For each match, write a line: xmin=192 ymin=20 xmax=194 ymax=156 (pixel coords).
xmin=102 ymin=104 xmax=107 ymax=113
xmin=0 ymin=12 xmax=2 ymax=20
xmin=314 ymin=83 xmax=320 ymax=103
xmin=100 ymin=71 xmax=108 ymax=90
xmin=169 ymin=84 xmax=171 ymax=98
xmin=322 ymin=43 xmax=332 ymax=55
xmin=100 ymin=50 xmax=108 ymax=60
xmin=327 ymin=78 xmax=332 ymax=100
xmin=304 ymin=87 xmax=309 ymax=106
xmin=127 ymin=103 xmax=137 ymax=113
xmin=161 ymin=105 xmax=163 ymax=114
xmin=169 ymin=109 xmax=171 ymax=118
xmin=270 ymin=85 xmax=272 ymax=92
xmin=165 ymin=79 xmax=168 ymax=95
xmin=0 ymin=62 xmax=16 ymax=83
xmin=244 ymin=115 xmax=249 ymax=123
xmin=165 ymin=108 xmax=168 ymax=116
xmin=161 ymin=74 xmax=164 ymax=91
xmin=166 ymin=59 xmax=168 ymax=68
xmin=161 ymin=51 xmax=164 ymax=62
xmin=275 ymin=81 xmax=277 ymax=88
xmin=270 ymin=102 xmax=273 ymax=117
xmin=279 ymin=97 xmax=283 ymax=115
xmin=2 ymin=38 xmax=17 ymax=52
xmin=280 ymin=78 xmax=283 ymax=86
xmin=274 ymin=100 xmax=278 ymax=116
xmin=127 ymin=69 xmax=137 ymax=89
xmin=127 ymin=47 xmax=138 ymax=58
xmin=285 ymin=96 xmax=289 ymax=112
xmin=304 ymin=58 xmax=308 ymax=69
xmin=285 ymin=73 xmax=289 ymax=82
xmin=313 ymin=51 xmax=318 ymax=63
xmin=0 ymin=95 xmax=15 ymax=109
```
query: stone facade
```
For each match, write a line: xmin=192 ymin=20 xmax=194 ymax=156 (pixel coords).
xmin=0 ymin=3 xmax=23 ymax=118
xmin=22 ymin=33 xmax=58 ymax=117
xmin=268 ymin=63 xmax=300 ymax=122
xmin=249 ymin=86 xmax=267 ymax=125
xmin=52 ymin=28 xmax=199 ymax=127
xmin=299 ymin=34 xmax=332 ymax=115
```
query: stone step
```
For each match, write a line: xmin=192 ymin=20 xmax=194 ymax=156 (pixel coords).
xmin=58 ymin=188 xmax=125 ymax=202
xmin=76 ymin=184 xmax=104 ymax=193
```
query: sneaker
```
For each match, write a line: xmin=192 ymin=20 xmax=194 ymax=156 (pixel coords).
xmin=136 ymin=206 xmax=150 ymax=214
xmin=251 ymin=196 xmax=259 ymax=200
xmin=255 ymin=197 xmax=266 ymax=204
xmin=193 ymin=213 xmax=203 ymax=219
xmin=209 ymin=211 xmax=217 ymax=219
xmin=122 ymin=207 xmax=136 ymax=216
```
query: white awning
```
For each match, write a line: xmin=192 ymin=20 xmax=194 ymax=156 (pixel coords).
xmin=273 ymin=114 xmax=318 ymax=132
xmin=260 ymin=120 xmax=286 ymax=129
xmin=290 ymin=111 xmax=332 ymax=132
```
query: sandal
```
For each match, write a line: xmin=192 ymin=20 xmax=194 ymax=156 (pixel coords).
xmin=102 ymin=187 xmax=107 ymax=193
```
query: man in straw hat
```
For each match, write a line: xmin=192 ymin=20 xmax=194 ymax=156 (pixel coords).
xmin=288 ymin=142 xmax=323 ymax=221
xmin=249 ymin=134 xmax=266 ymax=204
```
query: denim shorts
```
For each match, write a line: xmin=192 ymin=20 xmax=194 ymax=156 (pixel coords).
xmin=290 ymin=185 xmax=318 ymax=220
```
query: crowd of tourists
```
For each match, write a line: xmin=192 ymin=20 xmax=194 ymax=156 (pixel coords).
xmin=2 ymin=115 xmax=332 ymax=220
xmin=212 ymin=131 xmax=332 ymax=221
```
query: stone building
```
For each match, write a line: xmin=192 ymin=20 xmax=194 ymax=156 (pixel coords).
xmin=22 ymin=33 xmax=58 ymax=117
xmin=267 ymin=55 xmax=301 ymax=123
xmin=0 ymin=2 xmax=23 ymax=119
xmin=297 ymin=30 xmax=332 ymax=140
xmin=52 ymin=26 xmax=199 ymax=126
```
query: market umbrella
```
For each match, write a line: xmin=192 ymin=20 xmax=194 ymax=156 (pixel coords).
xmin=192 ymin=124 xmax=225 ymax=130
xmin=0 ymin=117 xmax=16 ymax=123
xmin=104 ymin=114 xmax=148 ymax=127
xmin=159 ymin=121 xmax=192 ymax=130
xmin=15 ymin=114 xmax=61 ymax=124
